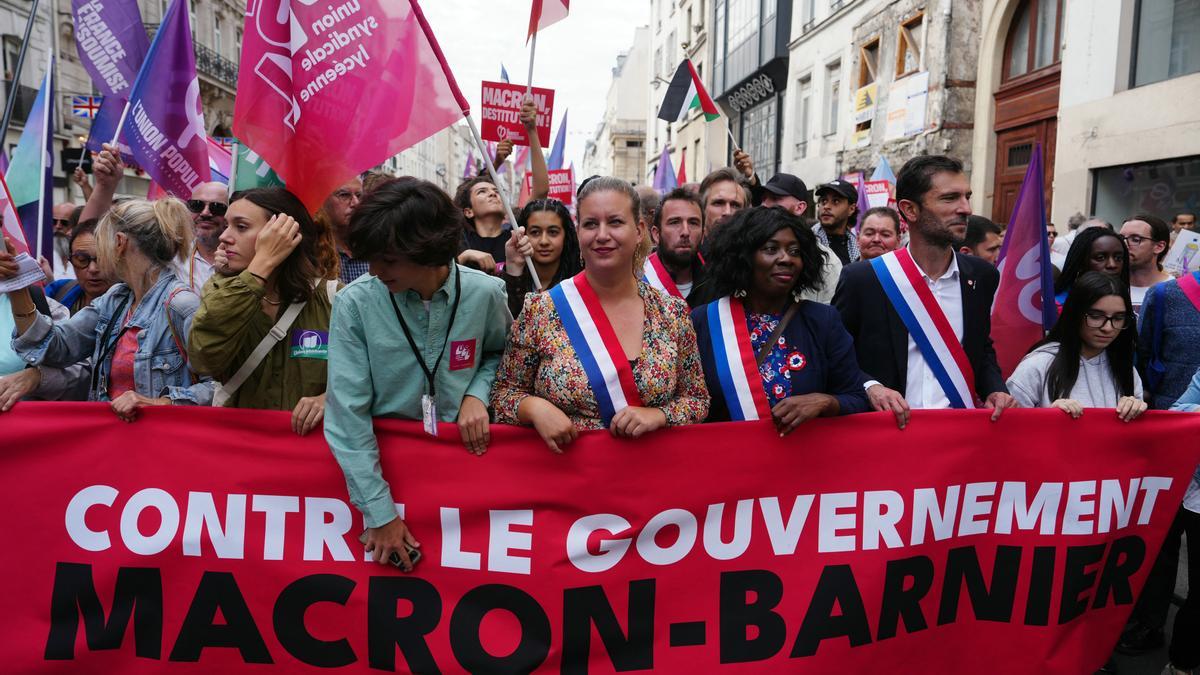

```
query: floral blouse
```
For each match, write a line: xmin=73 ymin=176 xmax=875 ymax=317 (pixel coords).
xmin=748 ymin=312 xmax=807 ymax=406
xmin=492 ymin=280 xmax=709 ymax=430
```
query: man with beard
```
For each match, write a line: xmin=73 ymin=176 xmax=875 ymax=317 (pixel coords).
xmin=834 ymin=155 xmax=1015 ymax=427
xmin=181 ymin=182 xmax=228 ymax=291
xmin=50 ymin=202 xmax=77 ymax=281
xmin=813 ymin=179 xmax=861 ymax=265
xmin=644 ymin=187 xmax=706 ymax=307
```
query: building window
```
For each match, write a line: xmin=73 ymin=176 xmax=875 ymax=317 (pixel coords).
xmin=896 ymin=14 xmax=924 ymax=77
xmin=1092 ymin=155 xmax=1200 ymax=226
xmin=796 ymin=75 xmax=812 ymax=157
xmin=743 ymin=96 xmax=778 ymax=177
xmin=1133 ymin=0 xmax=1200 ymax=87
xmin=1003 ymin=0 xmax=1062 ymax=81
xmin=824 ymin=61 xmax=840 ymax=135
xmin=714 ymin=0 xmax=726 ymax=91
xmin=626 ymin=140 xmax=643 ymax=148
xmin=859 ymin=38 xmax=880 ymax=86
xmin=214 ymin=14 xmax=222 ymax=55
xmin=686 ymin=7 xmax=693 ymax=41
xmin=803 ymin=0 xmax=816 ymax=27
xmin=667 ymin=30 xmax=676 ymax=68
xmin=655 ymin=46 xmax=663 ymax=79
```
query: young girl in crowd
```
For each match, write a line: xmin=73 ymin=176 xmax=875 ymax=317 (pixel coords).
xmin=325 ymin=177 xmax=511 ymax=571
xmin=7 ymin=198 xmax=214 ymax=419
xmin=188 ymin=188 xmax=339 ymax=436
xmin=491 ymin=176 xmax=709 ymax=452
xmin=1007 ymin=272 xmax=1147 ymax=420
xmin=692 ymin=206 xmax=869 ymax=435
xmin=1054 ymin=227 xmax=1130 ymax=309
xmin=455 ymin=99 xmax=548 ymax=274
xmin=501 ymin=198 xmax=583 ymax=317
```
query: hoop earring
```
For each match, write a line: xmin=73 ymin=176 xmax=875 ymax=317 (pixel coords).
xmin=792 ymin=289 xmax=803 ymax=304
xmin=734 ymin=288 xmax=747 ymax=298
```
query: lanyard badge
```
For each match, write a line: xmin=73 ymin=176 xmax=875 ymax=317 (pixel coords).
xmin=389 ymin=266 xmax=462 ymax=438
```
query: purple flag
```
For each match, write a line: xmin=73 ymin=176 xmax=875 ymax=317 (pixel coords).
xmin=120 ymin=0 xmax=210 ymax=199
xmin=652 ymin=145 xmax=677 ymax=193
xmin=71 ymin=0 xmax=150 ymax=98
xmin=85 ymin=95 xmax=135 ymax=164
xmin=992 ymin=143 xmax=1055 ymax=377
xmin=854 ymin=174 xmax=870 ymax=233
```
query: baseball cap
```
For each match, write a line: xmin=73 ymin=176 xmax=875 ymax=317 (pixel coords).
xmin=815 ymin=179 xmax=858 ymax=203
xmin=761 ymin=174 xmax=809 ymax=202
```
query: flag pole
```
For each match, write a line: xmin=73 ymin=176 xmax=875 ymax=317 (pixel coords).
xmin=0 ymin=0 xmax=42 ymax=154
xmin=464 ymin=112 xmax=543 ymax=291
xmin=228 ymin=140 xmax=239 ymax=192
xmin=525 ymin=33 xmax=537 ymax=97
xmin=35 ymin=52 xmax=52 ymax=261
xmin=108 ymin=99 xmax=130 ymax=147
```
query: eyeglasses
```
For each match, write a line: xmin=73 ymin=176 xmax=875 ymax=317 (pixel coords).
xmin=186 ymin=200 xmax=228 ymax=216
xmin=1084 ymin=311 xmax=1129 ymax=330
xmin=69 ymin=251 xmax=98 ymax=269
xmin=53 ymin=218 xmax=71 ymax=228
xmin=1121 ymin=234 xmax=1150 ymax=246
xmin=333 ymin=190 xmax=363 ymax=203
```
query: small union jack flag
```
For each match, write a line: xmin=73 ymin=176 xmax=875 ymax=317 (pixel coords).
xmin=71 ymin=95 xmax=102 ymax=119
xmin=212 ymin=136 xmax=235 ymax=152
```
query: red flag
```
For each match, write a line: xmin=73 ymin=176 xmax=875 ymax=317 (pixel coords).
xmin=527 ymin=0 xmax=569 ymax=42
xmin=677 ymin=146 xmax=688 ymax=185
xmin=233 ymin=0 xmax=471 ymax=212
xmin=146 ymin=180 xmax=168 ymax=200
xmin=992 ymin=144 xmax=1056 ymax=377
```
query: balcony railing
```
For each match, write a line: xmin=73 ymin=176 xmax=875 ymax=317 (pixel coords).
xmin=144 ymin=24 xmax=238 ymax=90
xmin=194 ymin=42 xmax=238 ymax=89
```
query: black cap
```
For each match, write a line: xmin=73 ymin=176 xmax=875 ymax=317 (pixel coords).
xmin=761 ymin=174 xmax=809 ymax=202
xmin=815 ymin=179 xmax=858 ymax=203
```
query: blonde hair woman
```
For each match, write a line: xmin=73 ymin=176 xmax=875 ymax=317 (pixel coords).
xmin=7 ymin=198 xmax=215 ymax=419
xmin=492 ymin=176 xmax=709 ymax=451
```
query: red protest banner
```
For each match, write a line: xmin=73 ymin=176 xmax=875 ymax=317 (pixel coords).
xmin=480 ymin=80 xmax=554 ymax=146
xmin=2 ymin=404 xmax=1198 ymax=672
xmin=524 ymin=167 xmax=574 ymax=205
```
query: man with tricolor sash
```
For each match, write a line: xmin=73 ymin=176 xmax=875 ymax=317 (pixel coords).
xmin=643 ymin=187 xmax=707 ymax=307
xmin=834 ymin=155 xmax=1016 ymax=423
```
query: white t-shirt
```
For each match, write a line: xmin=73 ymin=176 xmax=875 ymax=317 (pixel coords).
xmin=676 ymin=281 xmax=694 ymax=299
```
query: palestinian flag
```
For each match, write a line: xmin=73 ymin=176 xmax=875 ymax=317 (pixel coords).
xmin=657 ymin=59 xmax=720 ymax=123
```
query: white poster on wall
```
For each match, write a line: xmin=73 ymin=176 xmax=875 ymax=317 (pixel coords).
xmin=884 ymin=72 xmax=929 ymax=141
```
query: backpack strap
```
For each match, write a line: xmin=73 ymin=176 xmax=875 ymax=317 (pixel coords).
xmin=162 ymin=286 xmax=196 ymax=364
xmin=212 ymin=299 xmax=308 ymax=407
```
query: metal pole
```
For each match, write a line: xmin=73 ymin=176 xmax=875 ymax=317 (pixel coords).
xmin=525 ymin=33 xmax=537 ymax=97
xmin=464 ymin=112 xmax=542 ymax=291
xmin=0 ymin=0 xmax=43 ymax=153
xmin=35 ymin=50 xmax=52 ymax=260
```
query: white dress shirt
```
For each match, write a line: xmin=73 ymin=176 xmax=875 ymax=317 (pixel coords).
xmin=903 ymin=250 xmax=964 ymax=409
xmin=171 ymin=246 xmax=215 ymax=293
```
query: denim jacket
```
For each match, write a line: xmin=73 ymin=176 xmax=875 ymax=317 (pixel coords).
xmin=12 ymin=270 xmax=215 ymax=404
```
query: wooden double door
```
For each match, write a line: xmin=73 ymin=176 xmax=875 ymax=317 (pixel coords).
xmin=992 ymin=67 xmax=1059 ymax=224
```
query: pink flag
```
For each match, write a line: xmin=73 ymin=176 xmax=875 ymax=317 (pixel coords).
xmin=0 ymin=172 xmax=29 ymax=255
xmin=234 ymin=0 xmax=471 ymax=212
xmin=206 ymin=136 xmax=232 ymax=184
xmin=992 ymin=143 xmax=1056 ymax=378
xmin=528 ymin=0 xmax=569 ymax=42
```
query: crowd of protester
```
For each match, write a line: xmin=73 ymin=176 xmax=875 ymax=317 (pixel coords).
xmin=1 ymin=137 xmax=1198 ymax=674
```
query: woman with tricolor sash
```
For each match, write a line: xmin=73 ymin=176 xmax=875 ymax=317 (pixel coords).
xmin=492 ymin=177 xmax=709 ymax=451
xmin=691 ymin=207 xmax=870 ymax=434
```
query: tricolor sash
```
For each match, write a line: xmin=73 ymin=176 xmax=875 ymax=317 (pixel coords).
xmin=548 ymin=273 xmax=644 ymax=425
xmin=704 ymin=296 xmax=772 ymax=421
xmin=870 ymin=249 xmax=978 ymax=409
xmin=641 ymin=252 xmax=684 ymax=299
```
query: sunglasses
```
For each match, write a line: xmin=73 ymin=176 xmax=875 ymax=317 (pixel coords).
xmin=186 ymin=200 xmax=228 ymax=217
xmin=53 ymin=218 xmax=71 ymax=228
xmin=69 ymin=251 xmax=98 ymax=269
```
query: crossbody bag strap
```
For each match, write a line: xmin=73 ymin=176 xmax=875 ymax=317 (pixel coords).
xmin=213 ymin=300 xmax=308 ymax=406
xmin=755 ymin=303 xmax=801 ymax=366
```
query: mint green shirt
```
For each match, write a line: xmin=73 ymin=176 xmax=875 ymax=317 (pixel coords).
xmin=325 ymin=264 xmax=512 ymax=528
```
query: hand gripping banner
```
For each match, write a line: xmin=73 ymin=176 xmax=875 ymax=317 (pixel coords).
xmin=1 ymin=403 xmax=1198 ymax=673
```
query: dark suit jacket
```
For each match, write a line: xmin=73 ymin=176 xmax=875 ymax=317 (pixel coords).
xmin=832 ymin=253 xmax=1007 ymax=400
